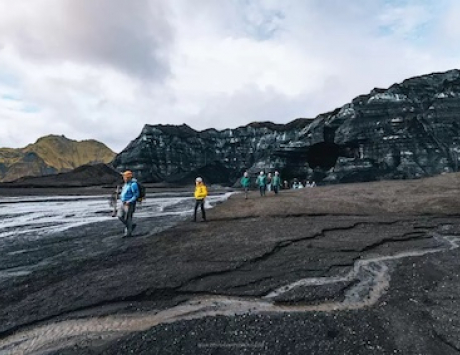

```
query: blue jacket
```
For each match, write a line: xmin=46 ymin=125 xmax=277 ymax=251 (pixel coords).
xmin=120 ymin=179 xmax=139 ymax=204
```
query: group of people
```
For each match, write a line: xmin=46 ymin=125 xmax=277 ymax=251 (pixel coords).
xmin=292 ymin=180 xmax=316 ymax=189
xmin=115 ymin=171 xmax=208 ymax=238
xmin=116 ymin=169 xmax=314 ymax=238
xmin=240 ymin=171 xmax=282 ymax=198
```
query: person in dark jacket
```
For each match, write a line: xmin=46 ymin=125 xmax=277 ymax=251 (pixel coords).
xmin=117 ymin=170 xmax=139 ymax=238
xmin=266 ymin=172 xmax=272 ymax=192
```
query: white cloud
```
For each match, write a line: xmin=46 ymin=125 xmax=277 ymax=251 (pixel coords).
xmin=0 ymin=0 xmax=459 ymax=152
xmin=441 ymin=1 xmax=460 ymax=40
xmin=0 ymin=0 xmax=172 ymax=79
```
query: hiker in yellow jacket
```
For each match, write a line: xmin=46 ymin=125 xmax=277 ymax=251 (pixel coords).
xmin=194 ymin=177 xmax=208 ymax=222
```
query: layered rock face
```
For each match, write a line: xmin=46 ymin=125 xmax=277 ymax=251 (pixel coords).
xmin=111 ymin=120 xmax=311 ymax=184
xmin=289 ymin=69 xmax=460 ymax=183
xmin=113 ymin=69 xmax=460 ymax=185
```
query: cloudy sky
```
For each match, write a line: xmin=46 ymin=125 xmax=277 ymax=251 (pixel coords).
xmin=0 ymin=0 xmax=459 ymax=152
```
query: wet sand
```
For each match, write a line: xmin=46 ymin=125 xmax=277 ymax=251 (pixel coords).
xmin=2 ymin=174 xmax=460 ymax=354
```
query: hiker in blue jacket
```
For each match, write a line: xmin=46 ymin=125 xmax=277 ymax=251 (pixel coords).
xmin=117 ymin=170 xmax=139 ymax=238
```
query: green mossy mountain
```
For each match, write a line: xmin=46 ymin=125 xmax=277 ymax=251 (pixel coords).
xmin=0 ymin=135 xmax=116 ymax=182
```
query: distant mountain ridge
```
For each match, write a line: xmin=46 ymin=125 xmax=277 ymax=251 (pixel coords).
xmin=0 ymin=135 xmax=116 ymax=182
xmin=1 ymin=163 xmax=122 ymax=188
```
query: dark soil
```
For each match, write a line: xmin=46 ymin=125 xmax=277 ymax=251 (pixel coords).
xmin=2 ymin=173 xmax=460 ymax=354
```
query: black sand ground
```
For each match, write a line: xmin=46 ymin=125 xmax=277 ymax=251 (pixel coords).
xmin=2 ymin=174 xmax=460 ymax=354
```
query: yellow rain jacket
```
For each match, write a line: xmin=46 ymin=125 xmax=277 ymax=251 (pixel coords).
xmin=194 ymin=183 xmax=208 ymax=200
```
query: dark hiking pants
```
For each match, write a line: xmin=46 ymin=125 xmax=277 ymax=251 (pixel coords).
xmin=259 ymin=185 xmax=266 ymax=196
xmin=194 ymin=199 xmax=206 ymax=221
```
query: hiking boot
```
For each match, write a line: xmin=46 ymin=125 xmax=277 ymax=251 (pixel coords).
xmin=122 ymin=226 xmax=131 ymax=238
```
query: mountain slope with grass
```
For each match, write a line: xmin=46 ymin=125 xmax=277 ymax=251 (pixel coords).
xmin=0 ymin=135 xmax=116 ymax=182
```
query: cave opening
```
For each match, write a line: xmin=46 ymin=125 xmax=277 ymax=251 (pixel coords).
xmin=306 ymin=142 xmax=340 ymax=170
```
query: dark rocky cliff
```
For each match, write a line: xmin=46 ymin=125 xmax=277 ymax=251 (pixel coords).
xmin=287 ymin=69 xmax=460 ymax=183
xmin=111 ymin=119 xmax=312 ymax=184
xmin=112 ymin=69 xmax=460 ymax=185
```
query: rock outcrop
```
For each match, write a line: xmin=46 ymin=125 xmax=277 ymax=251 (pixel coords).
xmin=287 ymin=69 xmax=460 ymax=183
xmin=112 ymin=69 xmax=460 ymax=185
xmin=0 ymin=135 xmax=116 ymax=182
xmin=112 ymin=119 xmax=312 ymax=184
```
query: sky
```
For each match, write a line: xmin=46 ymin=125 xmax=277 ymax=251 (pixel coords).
xmin=0 ymin=0 xmax=459 ymax=153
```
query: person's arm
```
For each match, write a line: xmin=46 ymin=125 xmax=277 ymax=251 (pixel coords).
xmin=203 ymin=185 xmax=208 ymax=198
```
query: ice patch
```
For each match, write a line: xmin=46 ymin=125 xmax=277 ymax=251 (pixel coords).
xmin=368 ymin=93 xmax=407 ymax=103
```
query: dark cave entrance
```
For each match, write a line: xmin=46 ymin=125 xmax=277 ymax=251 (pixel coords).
xmin=306 ymin=142 xmax=340 ymax=170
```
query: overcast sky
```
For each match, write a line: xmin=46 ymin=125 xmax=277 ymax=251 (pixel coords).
xmin=0 ymin=0 xmax=459 ymax=152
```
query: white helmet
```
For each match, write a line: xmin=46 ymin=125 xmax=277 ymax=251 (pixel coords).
xmin=260 ymin=171 xmax=264 ymax=175
xmin=195 ymin=177 xmax=203 ymax=183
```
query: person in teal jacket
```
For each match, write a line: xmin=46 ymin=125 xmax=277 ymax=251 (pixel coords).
xmin=255 ymin=171 xmax=267 ymax=196
xmin=272 ymin=171 xmax=281 ymax=194
xmin=240 ymin=171 xmax=251 ymax=199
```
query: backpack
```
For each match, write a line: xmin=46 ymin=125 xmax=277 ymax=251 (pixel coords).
xmin=132 ymin=181 xmax=146 ymax=202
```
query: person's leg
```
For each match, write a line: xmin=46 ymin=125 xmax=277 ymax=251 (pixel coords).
xmin=259 ymin=186 xmax=263 ymax=196
xmin=117 ymin=203 xmax=127 ymax=226
xmin=194 ymin=200 xmax=200 ymax=221
xmin=131 ymin=203 xmax=137 ymax=233
xmin=124 ymin=204 xmax=135 ymax=237
xmin=200 ymin=200 xmax=206 ymax=221
xmin=111 ymin=192 xmax=118 ymax=217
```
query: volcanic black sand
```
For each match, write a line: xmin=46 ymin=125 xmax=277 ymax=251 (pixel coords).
xmin=2 ymin=174 xmax=460 ymax=354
